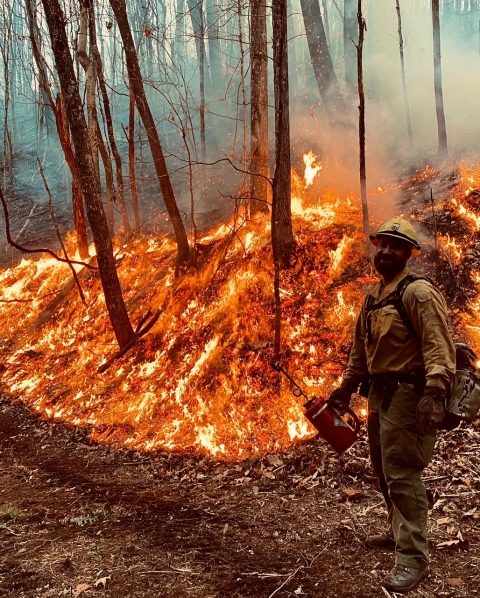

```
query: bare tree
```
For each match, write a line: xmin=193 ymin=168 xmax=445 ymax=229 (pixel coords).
xmin=357 ymin=0 xmax=369 ymax=240
xmin=272 ymin=0 xmax=294 ymax=269
xmin=249 ymin=0 xmax=270 ymax=214
xmin=26 ymin=0 xmax=89 ymax=260
xmin=396 ymin=0 xmax=413 ymax=147
xmin=432 ymin=0 xmax=448 ymax=156
xmin=86 ymin=0 xmax=132 ymax=236
xmin=300 ymin=0 xmax=345 ymax=119
xmin=41 ymin=0 xmax=134 ymax=349
xmin=344 ymin=0 xmax=357 ymax=92
xmin=186 ymin=0 xmax=208 ymax=160
xmin=109 ymin=0 xmax=191 ymax=267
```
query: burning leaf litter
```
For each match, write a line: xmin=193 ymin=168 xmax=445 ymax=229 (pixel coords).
xmin=1 ymin=160 xmax=480 ymax=459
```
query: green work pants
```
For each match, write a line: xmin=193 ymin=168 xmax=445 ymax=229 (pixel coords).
xmin=368 ymin=380 xmax=436 ymax=569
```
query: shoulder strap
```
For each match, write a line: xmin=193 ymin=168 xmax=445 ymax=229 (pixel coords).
xmin=364 ymin=274 xmax=435 ymax=345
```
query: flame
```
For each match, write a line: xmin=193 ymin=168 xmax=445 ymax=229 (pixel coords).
xmin=303 ymin=151 xmax=322 ymax=188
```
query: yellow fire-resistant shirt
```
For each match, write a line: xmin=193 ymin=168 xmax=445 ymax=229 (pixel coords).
xmin=345 ymin=267 xmax=456 ymax=391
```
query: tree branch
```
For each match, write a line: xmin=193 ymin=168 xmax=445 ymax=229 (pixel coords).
xmin=0 ymin=185 xmax=97 ymax=270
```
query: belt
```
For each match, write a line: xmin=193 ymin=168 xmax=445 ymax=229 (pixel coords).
xmin=370 ymin=369 xmax=426 ymax=409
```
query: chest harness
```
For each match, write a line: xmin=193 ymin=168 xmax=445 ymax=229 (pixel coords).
xmin=364 ymin=274 xmax=433 ymax=345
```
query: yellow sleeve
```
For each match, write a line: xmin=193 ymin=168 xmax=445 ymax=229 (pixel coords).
xmin=403 ymin=281 xmax=456 ymax=391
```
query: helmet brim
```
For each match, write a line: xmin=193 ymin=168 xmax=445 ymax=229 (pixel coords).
xmin=369 ymin=230 xmax=421 ymax=255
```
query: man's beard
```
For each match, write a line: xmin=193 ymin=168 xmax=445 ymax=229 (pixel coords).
xmin=374 ymin=253 xmax=406 ymax=278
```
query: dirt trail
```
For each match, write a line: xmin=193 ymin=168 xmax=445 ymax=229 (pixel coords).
xmin=0 ymin=394 xmax=478 ymax=597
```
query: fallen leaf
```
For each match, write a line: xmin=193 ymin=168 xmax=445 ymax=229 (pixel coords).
xmin=436 ymin=538 xmax=470 ymax=550
xmin=267 ymin=455 xmax=283 ymax=467
xmin=264 ymin=472 xmax=275 ymax=479
xmin=294 ymin=587 xmax=303 ymax=595
xmin=437 ymin=517 xmax=452 ymax=525
xmin=343 ymin=487 xmax=364 ymax=501
xmin=94 ymin=577 xmax=110 ymax=588
xmin=74 ymin=584 xmax=91 ymax=597
xmin=446 ymin=578 xmax=464 ymax=587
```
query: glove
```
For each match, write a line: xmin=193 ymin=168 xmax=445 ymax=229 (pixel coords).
xmin=327 ymin=380 xmax=357 ymax=414
xmin=417 ymin=386 xmax=446 ymax=434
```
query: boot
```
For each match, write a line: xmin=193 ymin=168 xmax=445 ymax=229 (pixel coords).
xmin=364 ymin=532 xmax=396 ymax=550
xmin=382 ymin=564 xmax=429 ymax=593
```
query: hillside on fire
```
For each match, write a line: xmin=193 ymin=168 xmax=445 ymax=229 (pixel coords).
xmin=1 ymin=1 xmax=480 ymax=597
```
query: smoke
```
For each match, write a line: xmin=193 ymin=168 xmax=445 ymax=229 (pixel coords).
xmin=288 ymin=0 xmax=480 ymax=225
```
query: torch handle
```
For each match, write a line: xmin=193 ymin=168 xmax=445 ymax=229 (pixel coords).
xmin=271 ymin=362 xmax=310 ymax=402
xmin=339 ymin=403 xmax=362 ymax=434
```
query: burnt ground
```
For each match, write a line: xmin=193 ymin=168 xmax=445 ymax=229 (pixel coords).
xmin=0 ymin=394 xmax=479 ymax=598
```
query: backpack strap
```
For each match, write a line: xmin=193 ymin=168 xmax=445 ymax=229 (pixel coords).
xmin=364 ymin=274 xmax=435 ymax=345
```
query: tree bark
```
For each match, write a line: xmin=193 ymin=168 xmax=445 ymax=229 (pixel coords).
xmin=249 ymin=0 xmax=270 ymax=214
xmin=126 ymin=86 xmax=140 ymax=231
xmin=300 ymin=0 xmax=345 ymax=119
xmin=432 ymin=0 xmax=448 ymax=156
xmin=272 ymin=0 xmax=294 ymax=271
xmin=205 ymin=0 xmax=223 ymax=94
xmin=396 ymin=0 xmax=413 ymax=147
xmin=77 ymin=0 xmax=116 ymax=236
xmin=357 ymin=0 xmax=369 ymax=241
xmin=87 ymin=0 xmax=132 ymax=237
xmin=41 ymin=0 xmax=134 ymax=349
xmin=186 ymin=0 xmax=207 ymax=160
xmin=109 ymin=0 xmax=191 ymax=267
xmin=344 ymin=0 xmax=357 ymax=92
xmin=26 ymin=0 xmax=89 ymax=260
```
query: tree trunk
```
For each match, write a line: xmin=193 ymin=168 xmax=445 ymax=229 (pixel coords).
xmin=77 ymin=0 xmax=116 ymax=237
xmin=300 ymin=0 xmax=345 ymax=119
xmin=26 ymin=0 xmax=89 ymax=260
xmin=249 ymin=0 xmax=270 ymax=214
xmin=344 ymin=0 xmax=357 ymax=92
xmin=41 ymin=0 xmax=134 ymax=349
xmin=56 ymin=94 xmax=90 ymax=259
xmin=357 ymin=0 xmax=369 ymax=242
xmin=87 ymin=0 xmax=131 ymax=238
xmin=186 ymin=0 xmax=207 ymax=160
xmin=272 ymin=0 xmax=294 ymax=271
xmin=206 ymin=0 xmax=223 ymax=94
xmin=127 ymin=86 xmax=140 ymax=231
xmin=432 ymin=0 xmax=448 ymax=156
xmin=109 ymin=0 xmax=191 ymax=267
xmin=396 ymin=0 xmax=413 ymax=147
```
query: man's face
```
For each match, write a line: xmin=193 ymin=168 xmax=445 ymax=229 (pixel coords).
xmin=373 ymin=235 xmax=412 ymax=278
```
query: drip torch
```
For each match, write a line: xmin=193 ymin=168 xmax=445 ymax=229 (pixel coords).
xmin=271 ymin=363 xmax=361 ymax=454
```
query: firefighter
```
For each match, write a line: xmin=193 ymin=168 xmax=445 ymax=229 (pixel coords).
xmin=328 ymin=218 xmax=456 ymax=593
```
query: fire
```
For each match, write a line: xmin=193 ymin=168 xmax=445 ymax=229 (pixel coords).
xmin=6 ymin=159 xmax=480 ymax=459
xmin=303 ymin=151 xmax=322 ymax=188
xmin=438 ymin=233 xmax=463 ymax=261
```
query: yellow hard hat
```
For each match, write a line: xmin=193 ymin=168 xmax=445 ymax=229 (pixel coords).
xmin=369 ymin=218 xmax=421 ymax=256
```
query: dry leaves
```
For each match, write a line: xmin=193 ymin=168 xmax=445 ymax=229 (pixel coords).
xmin=341 ymin=487 xmax=365 ymax=501
xmin=74 ymin=584 xmax=91 ymax=597
xmin=446 ymin=578 xmax=464 ymax=587
xmin=436 ymin=538 xmax=470 ymax=550
xmin=94 ymin=576 xmax=110 ymax=588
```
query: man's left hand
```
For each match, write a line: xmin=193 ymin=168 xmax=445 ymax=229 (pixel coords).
xmin=417 ymin=386 xmax=446 ymax=434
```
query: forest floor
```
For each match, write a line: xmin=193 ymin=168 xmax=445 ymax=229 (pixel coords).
xmin=1 ymin=393 xmax=479 ymax=598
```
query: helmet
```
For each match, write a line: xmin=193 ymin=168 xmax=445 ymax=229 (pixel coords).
xmin=369 ymin=218 xmax=421 ymax=256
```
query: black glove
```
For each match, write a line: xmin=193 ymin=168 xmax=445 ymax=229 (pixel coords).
xmin=327 ymin=380 xmax=357 ymax=413
xmin=417 ymin=386 xmax=446 ymax=434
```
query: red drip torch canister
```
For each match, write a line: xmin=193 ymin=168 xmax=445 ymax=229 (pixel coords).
xmin=304 ymin=397 xmax=361 ymax=454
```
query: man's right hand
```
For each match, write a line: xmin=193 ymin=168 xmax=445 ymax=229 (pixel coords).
xmin=327 ymin=381 xmax=357 ymax=413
